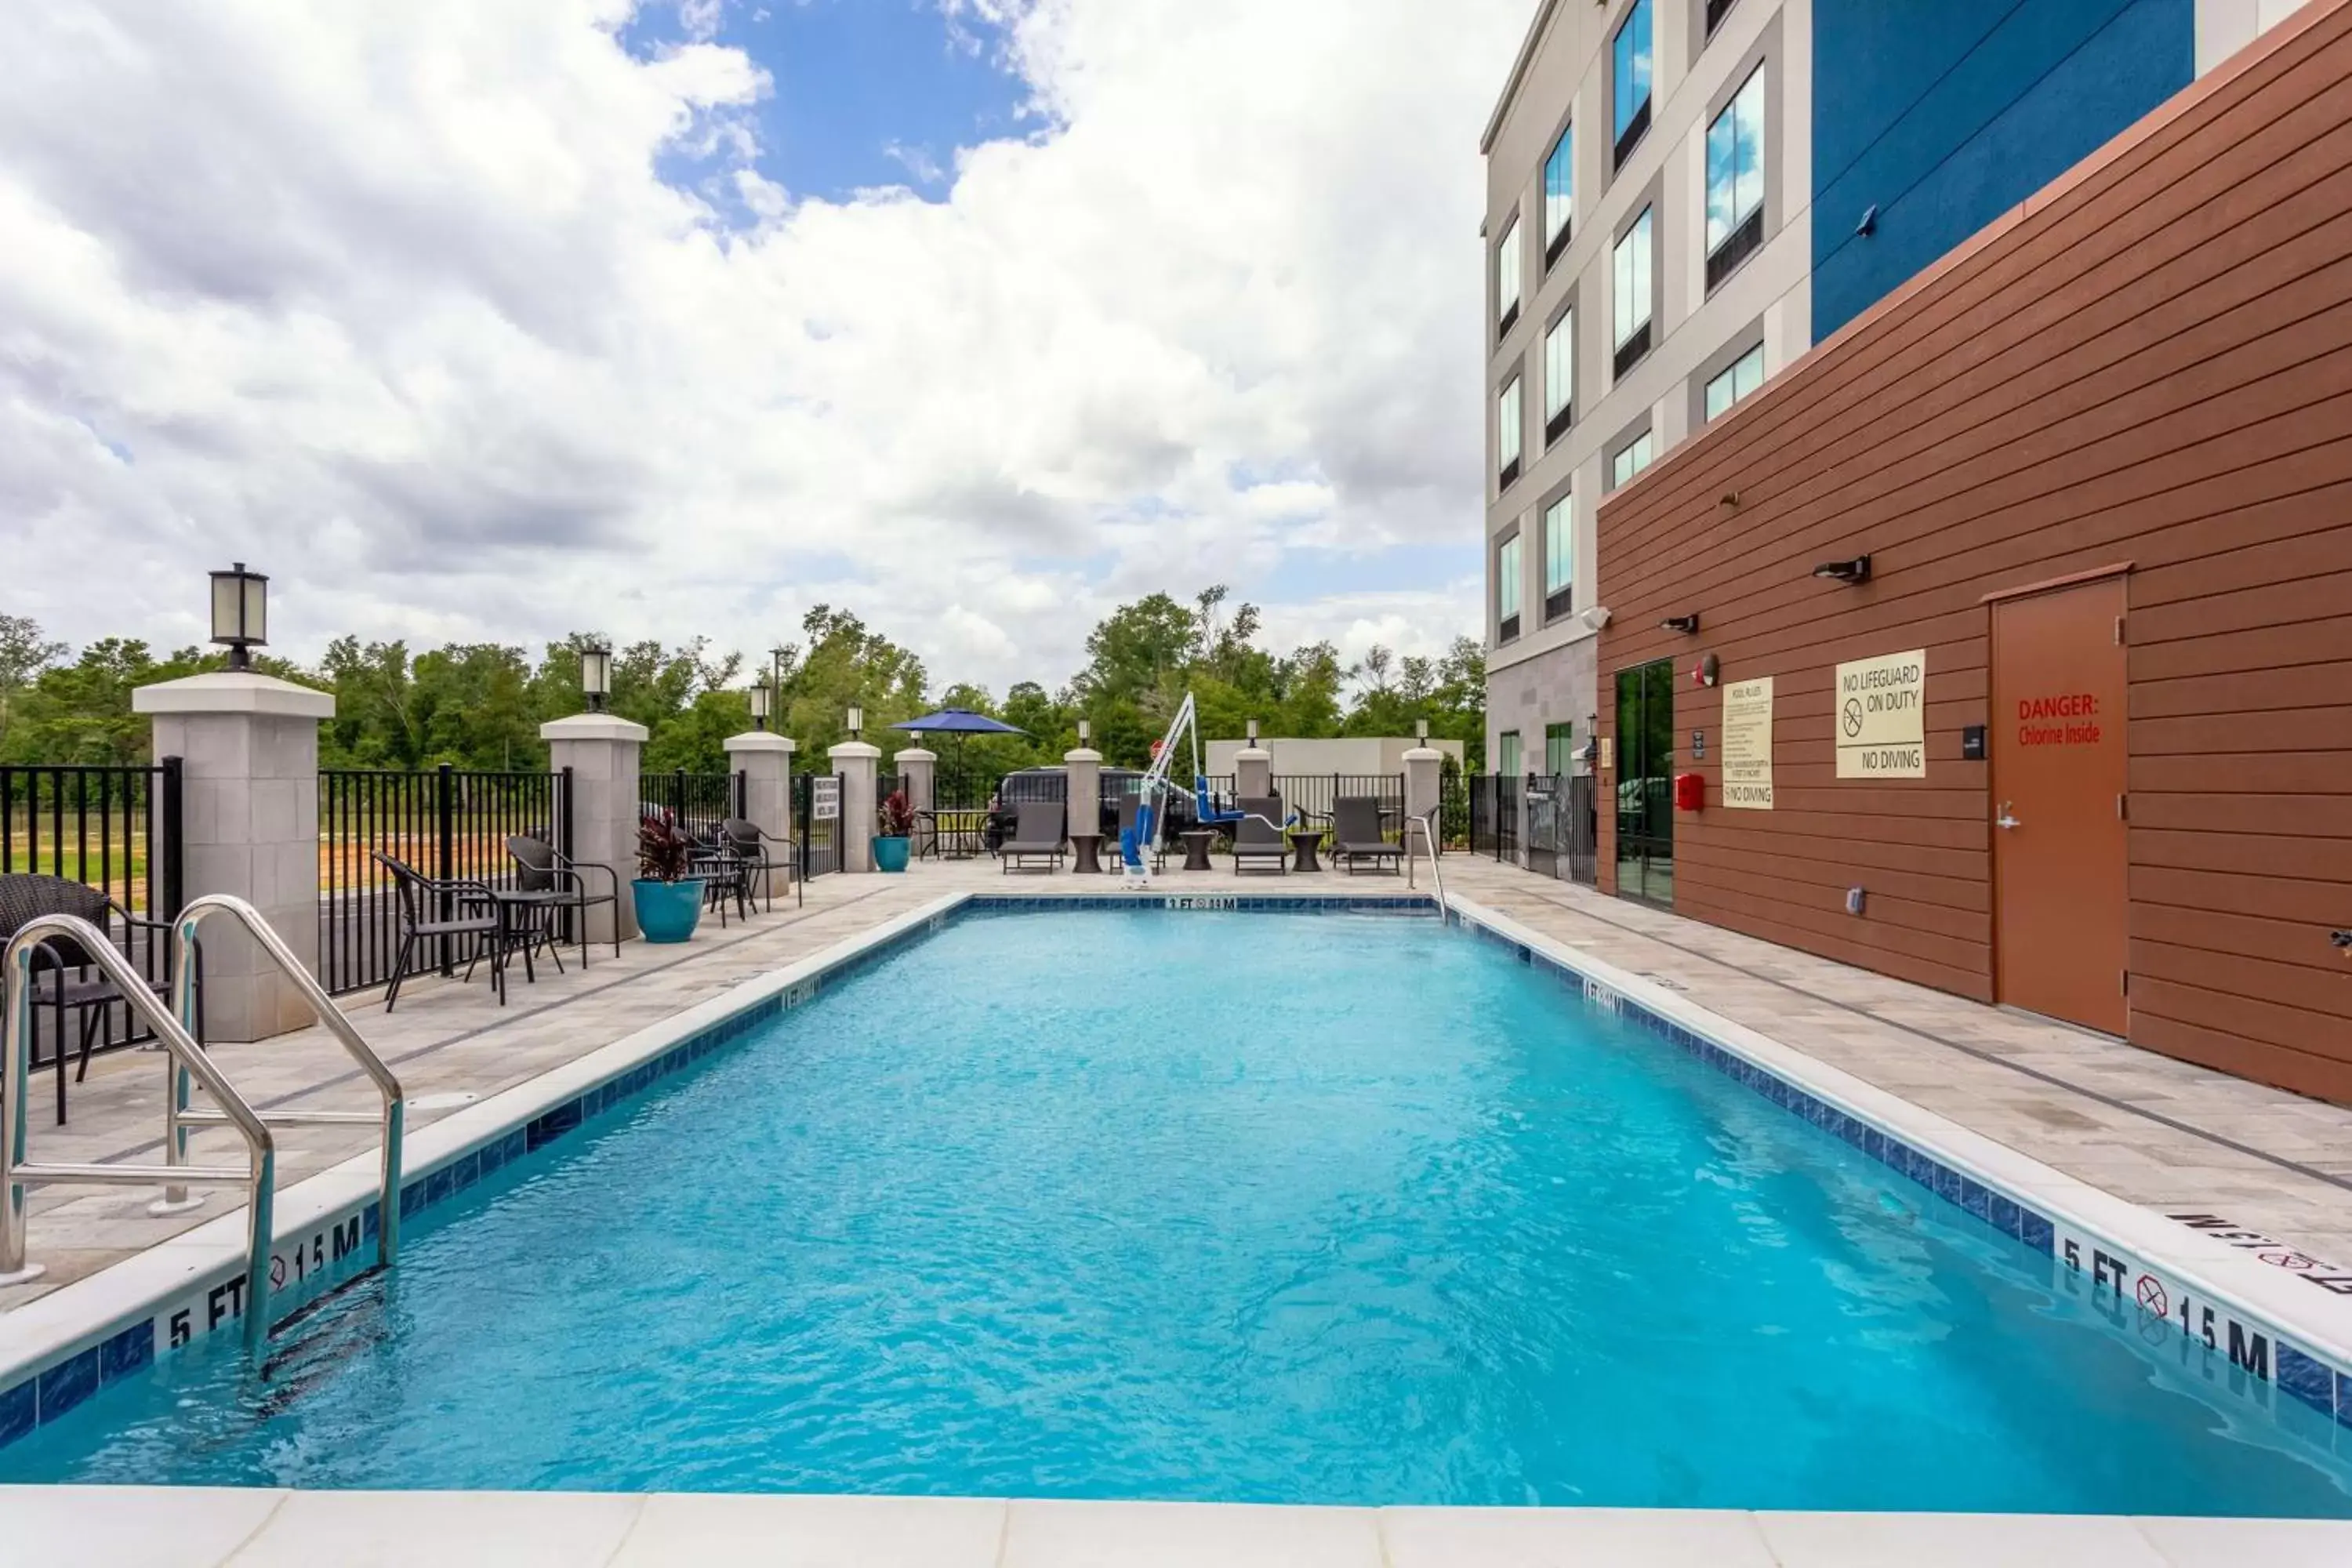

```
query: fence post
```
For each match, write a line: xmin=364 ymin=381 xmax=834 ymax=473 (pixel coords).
xmin=894 ymin=746 xmax=936 ymax=856
xmin=541 ymin=713 xmax=649 ymax=944
xmin=829 ymin=741 xmax=880 ymax=871
xmin=433 ymin=762 xmax=456 ymax=974
xmin=723 ymin=730 xmax=795 ymax=900
xmin=132 ymin=670 xmax=332 ymax=1041
xmin=1235 ymin=742 xmax=1272 ymax=800
xmin=1062 ymin=744 xmax=1100 ymax=849
xmin=158 ymin=755 xmax=186 ymax=918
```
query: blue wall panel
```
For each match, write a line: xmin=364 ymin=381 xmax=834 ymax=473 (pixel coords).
xmin=1811 ymin=0 xmax=2193 ymax=340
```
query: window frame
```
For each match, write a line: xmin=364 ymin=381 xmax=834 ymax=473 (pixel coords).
xmin=1611 ymin=0 xmax=1654 ymax=169
xmin=1545 ymin=721 xmax=1577 ymax=778
xmin=1499 ymin=730 xmax=1523 ymax=779
xmin=1611 ymin=205 xmax=1654 ymax=380
xmin=1497 ymin=373 xmax=1524 ymax=492
xmin=1496 ymin=214 xmax=1523 ymax=338
xmin=1704 ymin=64 xmax=1766 ymax=291
xmin=1543 ymin=304 xmax=1574 ymax=445
xmin=1704 ymin=341 xmax=1766 ymax=423
xmin=1542 ymin=121 xmax=1573 ymax=266
xmin=1496 ymin=531 xmax=1523 ymax=644
xmin=1541 ymin=487 xmax=1574 ymax=622
xmin=1609 ymin=427 xmax=1656 ymax=490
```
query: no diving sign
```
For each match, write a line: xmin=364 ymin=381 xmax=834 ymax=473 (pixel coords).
xmin=1835 ymin=648 xmax=1926 ymax=779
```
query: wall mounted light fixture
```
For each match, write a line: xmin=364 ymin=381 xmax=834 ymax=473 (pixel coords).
xmin=1812 ymin=554 xmax=1872 ymax=586
xmin=1659 ymin=613 xmax=1700 ymax=635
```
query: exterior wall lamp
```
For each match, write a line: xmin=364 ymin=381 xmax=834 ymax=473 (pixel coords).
xmin=208 ymin=561 xmax=268 ymax=671
xmin=1659 ymin=613 xmax=1701 ymax=634
xmin=1812 ymin=554 xmax=1872 ymax=586
xmin=579 ymin=643 xmax=612 ymax=713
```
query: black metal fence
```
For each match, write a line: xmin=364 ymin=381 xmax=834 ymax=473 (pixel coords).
xmin=795 ymin=772 xmax=843 ymax=877
xmin=1468 ymin=773 xmax=1523 ymax=862
xmin=1269 ymin=773 xmax=1405 ymax=838
xmin=645 ymin=768 xmax=742 ymax=840
xmin=2 ymin=761 xmax=185 ymax=1065
xmin=1525 ymin=773 xmax=1599 ymax=886
xmin=317 ymin=764 xmax=564 ymax=995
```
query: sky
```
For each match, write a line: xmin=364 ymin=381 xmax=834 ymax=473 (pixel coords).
xmin=0 ymin=0 xmax=1528 ymax=695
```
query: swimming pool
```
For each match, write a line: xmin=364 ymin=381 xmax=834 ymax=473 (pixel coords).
xmin=5 ymin=904 xmax=2351 ymax=1512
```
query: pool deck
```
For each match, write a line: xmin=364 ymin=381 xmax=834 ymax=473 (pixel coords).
xmin=5 ymin=852 xmax=2352 ymax=1561
xmin=9 ymin=1485 xmax=2352 ymax=1567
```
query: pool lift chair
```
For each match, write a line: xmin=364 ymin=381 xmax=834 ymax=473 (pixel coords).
xmin=1123 ymin=692 xmax=1287 ymax=885
xmin=0 ymin=894 xmax=406 ymax=1351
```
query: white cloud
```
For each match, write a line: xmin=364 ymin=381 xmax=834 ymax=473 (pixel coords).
xmin=0 ymin=0 xmax=1522 ymax=691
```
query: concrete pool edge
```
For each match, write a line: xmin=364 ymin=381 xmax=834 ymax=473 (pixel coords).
xmin=1446 ymin=891 xmax=2352 ymax=1440
xmin=9 ymin=1484 xmax=2352 ymax=1566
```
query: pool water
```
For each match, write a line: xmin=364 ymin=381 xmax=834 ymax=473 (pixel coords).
xmin=9 ymin=909 xmax=2350 ymax=1511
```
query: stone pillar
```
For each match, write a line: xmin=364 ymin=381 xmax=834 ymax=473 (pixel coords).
xmin=1063 ymin=746 xmax=1101 ymax=843
xmin=895 ymin=746 xmax=936 ymax=856
xmin=543 ymin=713 xmax=648 ymax=943
xmin=132 ymin=672 xmax=332 ymax=1042
xmin=724 ymin=730 xmax=796 ymax=900
xmin=1403 ymin=746 xmax=1444 ymax=850
xmin=1235 ymin=746 xmax=1272 ymax=800
xmin=830 ymin=741 xmax=880 ymax=872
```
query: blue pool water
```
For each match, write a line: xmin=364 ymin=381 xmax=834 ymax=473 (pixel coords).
xmin=7 ymin=909 xmax=2350 ymax=1510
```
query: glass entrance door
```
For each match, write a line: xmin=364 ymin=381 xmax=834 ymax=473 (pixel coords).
xmin=1613 ymin=659 xmax=1675 ymax=905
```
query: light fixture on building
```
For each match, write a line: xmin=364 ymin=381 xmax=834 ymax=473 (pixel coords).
xmin=1415 ymin=718 xmax=1429 ymax=741
xmin=1581 ymin=605 xmax=1612 ymax=631
xmin=1856 ymin=204 xmax=1879 ymax=238
xmin=579 ymin=643 xmax=612 ymax=713
xmin=845 ymin=704 xmax=864 ymax=739
xmin=1812 ymin=554 xmax=1872 ymax=586
xmin=1719 ymin=492 xmax=1740 ymax=510
xmin=1246 ymin=718 xmax=1260 ymax=746
xmin=1077 ymin=719 xmax=1091 ymax=743
xmin=208 ymin=562 xmax=268 ymax=671
xmin=749 ymin=681 xmax=771 ymax=731
xmin=1660 ymin=613 xmax=1701 ymax=635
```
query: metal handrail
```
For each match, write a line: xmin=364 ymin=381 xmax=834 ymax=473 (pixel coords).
xmin=167 ymin=895 xmax=405 ymax=1271
xmin=1 ymin=916 xmax=278 ymax=1348
xmin=1404 ymin=808 xmax=1446 ymax=912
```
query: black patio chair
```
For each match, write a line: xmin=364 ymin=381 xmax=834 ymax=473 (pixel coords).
xmin=1230 ymin=797 xmax=1290 ymax=877
xmin=720 ymin=818 xmax=801 ymax=911
xmin=1000 ymin=800 xmax=1066 ymax=873
xmin=1332 ymin=797 xmax=1403 ymax=876
xmin=0 ymin=873 xmax=194 ymax=1127
xmin=506 ymin=836 xmax=621 ymax=966
xmin=687 ymin=829 xmax=753 ymax=926
xmin=372 ymin=852 xmax=507 ymax=1011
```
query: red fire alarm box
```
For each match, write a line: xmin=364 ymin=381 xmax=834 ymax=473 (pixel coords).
xmin=1673 ymin=772 xmax=1705 ymax=812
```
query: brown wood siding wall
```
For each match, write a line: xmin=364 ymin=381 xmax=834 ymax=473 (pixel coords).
xmin=1592 ymin=1 xmax=2352 ymax=1104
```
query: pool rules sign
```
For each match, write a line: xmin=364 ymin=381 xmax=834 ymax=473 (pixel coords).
xmin=1835 ymin=649 xmax=1926 ymax=779
xmin=1721 ymin=677 xmax=1774 ymax=808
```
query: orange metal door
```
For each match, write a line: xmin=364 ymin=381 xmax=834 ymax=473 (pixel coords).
xmin=1991 ymin=576 xmax=2129 ymax=1033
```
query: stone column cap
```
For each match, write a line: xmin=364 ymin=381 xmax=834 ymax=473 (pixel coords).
xmin=1402 ymin=746 xmax=1445 ymax=763
xmin=134 ymin=671 xmax=335 ymax=720
xmin=829 ymin=740 xmax=883 ymax=761
xmin=893 ymin=746 xmax=937 ymax=764
xmin=1234 ymin=746 xmax=1272 ymax=764
xmin=724 ymin=731 xmax=797 ymax=755
xmin=542 ymin=713 xmax=650 ymax=743
xmin=1062 ymin=747 xmax=1103 ymax=764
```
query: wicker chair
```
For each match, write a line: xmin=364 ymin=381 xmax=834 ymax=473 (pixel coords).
xmin=720 ymin=818 xmax=800 ymax=911
xmin=506 ymin=836 xmax=621 ymax=965
xmin=0 ymin=873 xmax=191 ymax=1126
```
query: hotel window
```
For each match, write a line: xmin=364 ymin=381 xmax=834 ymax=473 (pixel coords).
xmin=1499 ymin=730 xmax=1523 ymax=779
xmin=1704 ymin=343 xmax=1766 ymax=422
xmin=1705 ymin=0 xmax=1739 ymax=39
xmin=1496 ymin=216 xmax=1522 ymax=337
xmin=1545 ymin=721 xmax=1576 ymax=777
xmin=1610 ymin=430 xmax=1654 ymax=488
xmin=1543 ymin=125 xmax=1573 ymax=263
xmin=1612 ymin=0 xmax=1653 ymax=167
xmin=1544 ymin=308 xmax=1574 ymax=445
xmin=1612 ymin=207 xmax=1653 ymax=379
xmin=1543 ymin=492 xmax=1573 ymax=621
xmin=1704 ymin=65 xmax=1766 ymax=290
xmin=1497 ymin=534 xmax=1523 ymax=644
xmin=1497 ymin=376 xmax=1523 ymax=490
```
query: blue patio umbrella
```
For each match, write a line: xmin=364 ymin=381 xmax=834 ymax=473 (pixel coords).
xmin=890 ymin=708 xmax=1028 ymax=805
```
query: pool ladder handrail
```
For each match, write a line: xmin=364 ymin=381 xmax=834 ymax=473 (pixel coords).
xmin=165 ymin=895 xmax=406 ymax=1276
xmin=1403 ymin=808 xmax=1446 ymax=913
xmin=0 ymin=914 xmax=278 ymax=1347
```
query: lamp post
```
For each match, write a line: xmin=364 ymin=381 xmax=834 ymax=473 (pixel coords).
xmin=208 ymin=562 xmax=268 ymax=671
xmin=579 ymin=643 xmax=612 ymax=714
xmin=1076 ymin=719 xmax=1091 ymax=745
xmin=1245 ymin=717 xmax=1260 ymax=747
xmin=749 ymin=681 xmax=771 ymax=732
xmin=845 ymin=703 xmax=863 ymax=741
xmin=1416 ymin=718 xmax=1429 ymax=741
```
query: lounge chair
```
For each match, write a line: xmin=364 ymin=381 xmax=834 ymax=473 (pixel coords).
xmin=1332 ymin=796 xmax=1403 ymax=876
xmin=1231 ymin=796 xmax=1290 ymax=877
xmin=1000 ymin=799 xmax=1067 ymax=873
xmin=507 ymin=835 xmax=622 ymax=965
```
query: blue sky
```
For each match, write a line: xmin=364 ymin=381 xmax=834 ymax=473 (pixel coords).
xmin=622 ymin=0 xmax=1029 ymax=202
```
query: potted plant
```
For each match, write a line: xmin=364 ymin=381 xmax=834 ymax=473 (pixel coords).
xmin=874 ymin=789 xmax=914 ymax=873
xmin=633 ymin=811 xmax=707 ymax=942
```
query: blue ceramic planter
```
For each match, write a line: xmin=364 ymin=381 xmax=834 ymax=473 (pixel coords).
xmin=632 ymin=877 xmax=707 ymax=943
xmin=873 ymin=836 xmax=911 ymax=873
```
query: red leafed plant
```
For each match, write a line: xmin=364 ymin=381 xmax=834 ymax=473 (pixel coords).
xmin=877 ymin=789 xmax=916 ymax=839
xmin=637 ymin=811 xmax=694 ymax=882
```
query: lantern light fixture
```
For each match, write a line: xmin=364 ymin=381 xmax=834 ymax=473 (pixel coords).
xmin=749 ymin=682 xmax=771 ymax=729
xmin=845 ymin=704 xmax=864 ymax=739
xmin=579 ymin=643 xmax=612 ymax=713
xmin=208 ymin=562 xmax=268 ymax=671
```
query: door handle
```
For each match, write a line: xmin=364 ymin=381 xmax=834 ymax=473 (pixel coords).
xmin=1994 ymin=801 xmax=2022 ymax=831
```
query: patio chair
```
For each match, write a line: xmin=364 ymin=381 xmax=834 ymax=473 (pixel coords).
xmin=686 ymin=828 xmax=753 ymax=926
xmin=372 ymin=852 xmax=507 ymax=1011
xmin=720 ymin=818 xmax=801 ymax=911
xmin=1230 ymin=797 xmax=1290 ymax=877
xmin=1332 ymin=797 xmax=1403 ymax=876
xmin=0 ymin=873 xmax=194 ymax=1127
xmin=506 ymin=836 xmax=622 ymax=965
xmin=1000 ymin=799 xmax=1066 ymax=874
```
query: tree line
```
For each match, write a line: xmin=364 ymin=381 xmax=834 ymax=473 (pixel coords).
xmin=0 ymin=589 xmax=1486 ymax=780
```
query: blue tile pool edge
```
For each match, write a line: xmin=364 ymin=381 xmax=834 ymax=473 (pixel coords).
xmin=7 ymin=886 xmax=2348 ymax=1458
xmin=0 ymin=891 xmax=1439 ymax=1445
xmin=1438 ymin=894 xmax=2352 ymax=1449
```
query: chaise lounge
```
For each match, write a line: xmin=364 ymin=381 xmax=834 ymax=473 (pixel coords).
xmin=1331 ymin=796 xmax=1403 ymax=876
xmin=1000 ymin=799 xmax=1067 ymax=873
xmin=1230 ymin=796 xmax=1290 ymax=876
